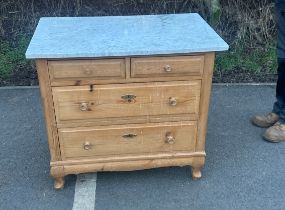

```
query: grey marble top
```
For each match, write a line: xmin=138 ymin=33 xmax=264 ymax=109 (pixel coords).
xmin=26 ymin=13 xmax=229 ymax=59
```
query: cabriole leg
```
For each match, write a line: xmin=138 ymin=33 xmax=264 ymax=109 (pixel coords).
xmin=191 ymin=156 xmax=205 ymax=180
xmin=51 ymin=166 xmax=65 ymax=190
xmin=191 ymin=167 xmax=202 ymax=180
xmin=54 ymin=177 xmax=65 ymax=189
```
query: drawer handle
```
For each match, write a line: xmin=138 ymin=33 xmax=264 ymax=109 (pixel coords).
xmin=80 ymin=102 xmax=89 ymax=111
xmin=165 ymin=132 xmax=175 ymax=144
xmin=122 ymin=133 xmax=137 ymax=139
xmin=83 ymin=141 xmax=92 ymax=150
xmin=169 ymin=97 xmax=177 ymax=106
xmin=121 ymin=94 xmax=136 ymax=103
xmin=164 ymin=65 xmax=172 ymax=72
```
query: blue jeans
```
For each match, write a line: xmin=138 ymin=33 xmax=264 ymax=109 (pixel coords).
xmin=273 ymin=96 xmax=285 ymax=123
xmin=273 ymin=1 xmax=285 ymax=123
xmin=273 ymin=58 xmax=285 ymax=123
xmin=276 ymin=0 xmax=285 ymax=58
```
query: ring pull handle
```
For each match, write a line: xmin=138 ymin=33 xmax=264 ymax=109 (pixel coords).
xmin=169 ymin=97 xmax=177 ymax=106
xmin=83 ymin=141 xmax=92 ymax=150
xmin=164 ymin=65 xmax=172 ymax=72
xmin=80 ymin=102 xmax=89 ymax=111
xmin=121 ymin=94 xmax=136 ymax=103
xmin=165 ymin=132 xmax=175 ymax=144
xmin=122 ymin=133 xmax=137 ymax=139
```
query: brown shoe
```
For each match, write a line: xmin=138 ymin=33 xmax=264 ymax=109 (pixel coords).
xmin=263 ymin=122 xmax=285 ymax=143
xmin=251 ymin=113 xmax=279 ymax=128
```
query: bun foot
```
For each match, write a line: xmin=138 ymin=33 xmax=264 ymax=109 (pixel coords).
xmin=192 ymin=167 xmax=202 ymax=180
xmin=54 ymin=177 xmax=65 ymax=189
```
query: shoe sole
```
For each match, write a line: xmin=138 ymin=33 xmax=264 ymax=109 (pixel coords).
xmin=251 ymin=119 xmax=272 ymax=128
xmin=262 ymin=135 xmax=285 ymax=143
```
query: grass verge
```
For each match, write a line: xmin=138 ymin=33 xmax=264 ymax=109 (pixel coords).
xmin=214 ymin=43 xmax=278 ymax=83
xmin=0 ymin=37 xmax=31 ymax=79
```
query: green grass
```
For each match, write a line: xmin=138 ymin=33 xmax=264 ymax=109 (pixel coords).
xmin=215 ymin=43 xmax=278 ymax=74
xmin=0 ymin=36 xmax=278 ymax=83
xmin=0 ymin=37 xmax=30 ymax=79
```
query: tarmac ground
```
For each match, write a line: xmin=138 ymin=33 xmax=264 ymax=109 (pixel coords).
xmin=0 ymin=84 xmax=285 ymax=210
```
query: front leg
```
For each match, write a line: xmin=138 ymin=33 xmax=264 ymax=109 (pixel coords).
xmin=191 ymin=156 xmax=205 ymax=180
xmin=51 ymin=166 xmax=65 ymax=189
xmin=54 ymin=177 xmax=65 ymax=189
xmin=191 ymin=166 xmax=202 ymax=180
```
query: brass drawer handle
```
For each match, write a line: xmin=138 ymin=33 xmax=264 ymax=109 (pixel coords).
xmin=165 ymin=132 xmax=175 ymax=144
xmin=80 ymin=102 xmax=89 ymax=111
xmin=83 ymin=141 xmax=92 ymax=150
xmin=122 ymin=133 xmax=137 ymax=139
xmin=121 ymin=94 xmax=136 ymax=103
xmin=164 ymin=65 xmax=172 ymax=72
xmin=169 ymin=97 xmax=177 ymax=106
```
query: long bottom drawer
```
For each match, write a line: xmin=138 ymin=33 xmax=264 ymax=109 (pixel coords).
xmin=59 ymin=121 xmax=197 ymax=160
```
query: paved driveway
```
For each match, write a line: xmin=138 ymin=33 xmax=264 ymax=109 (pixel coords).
xmin=0 ymin=85 xmax=284 ymax=210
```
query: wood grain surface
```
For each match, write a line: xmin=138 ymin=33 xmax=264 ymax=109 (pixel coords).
xmin=52 ymin=80 xmax=201 ymax=125
xmin=59 ymin=121 xmax=197 ymax=160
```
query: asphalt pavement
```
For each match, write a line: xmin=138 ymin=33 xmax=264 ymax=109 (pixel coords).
xmin=0 ymin=84 xmax=285 ymax=210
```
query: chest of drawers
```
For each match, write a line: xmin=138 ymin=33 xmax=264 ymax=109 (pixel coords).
xmin=26 ymin=14 xmax=228 ymax=189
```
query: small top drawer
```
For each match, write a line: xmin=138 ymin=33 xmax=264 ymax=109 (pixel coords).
xmin=48 ymin=59 xmax=126 ymax=83
xmin=131 ymin=55 xmax=204 ymax=78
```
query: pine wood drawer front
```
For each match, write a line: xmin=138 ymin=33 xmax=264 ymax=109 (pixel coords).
xmin=131 ymin=55 xmax=204 ymax=78
xmin=48 ymin=59 xmax=126 ymax=82
xmin=52 ymin=80 xmax=201 ymax=124
xmin=59 ymin=121 xmax=197 ymax=160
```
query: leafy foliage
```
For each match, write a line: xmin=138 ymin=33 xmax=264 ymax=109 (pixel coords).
xmin=0 ymin=37 xmax=30 ymax=79
xmin=0 ymin=0 xmax=278 ymax=84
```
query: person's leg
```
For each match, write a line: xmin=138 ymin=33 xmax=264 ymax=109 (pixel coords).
xmin=263 ymin=62 xmax=285 ymax=143
xmin=275 ymin=0 xmax=285 ymax=122
xmin=252 ymin=2 xmax=285 ymax=130
xmin=276 ymin=0 xmax=285 ymax=59
xmin=273 ymin=59 xmax=285 ymax=117
xmin=276 ymin=59 xmax=285 ymax=123
xmin=263 ymin=2 xmax=285 ymax=142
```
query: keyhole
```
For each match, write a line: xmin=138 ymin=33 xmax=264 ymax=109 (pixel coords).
xmin=89 ymin=84 xmax=94 ymax=92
